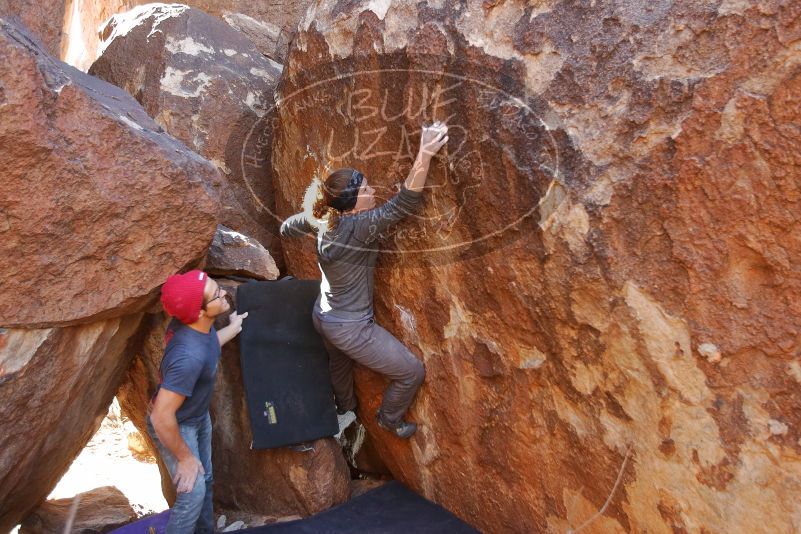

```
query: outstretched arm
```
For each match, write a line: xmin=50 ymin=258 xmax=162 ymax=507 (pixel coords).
xmin=404 ymin=121 xmax=448 ymax=193
xmin=217 ymin=310 xmax=248 ymax=346
xmin=280 ymin=212 xmax=314 ymax=238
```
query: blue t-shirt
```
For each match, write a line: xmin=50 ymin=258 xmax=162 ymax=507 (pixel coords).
xmin=157 ymin=319 xmax=221 ymax=424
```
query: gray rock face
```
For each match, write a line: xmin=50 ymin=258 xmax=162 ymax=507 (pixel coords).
xmin=203 ymin=0 xmax=313 ymax=63
xmin=206 ymin=225 xmax=279 ymax=281
xmin=157 ymin=0 xmax=312 ymax=63
xmin=90 ymin=4 xmax=284 ymax=269
xmin=0 ymin=17 xmax=219 ymax=328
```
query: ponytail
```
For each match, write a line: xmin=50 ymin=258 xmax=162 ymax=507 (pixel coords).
xmin=303 ymin=168 xmax=361 ymax=232
xmin=305 ymin=175 xmax=342 ymax=231
xmin=312 ymin=200 xmax=342 ymax=231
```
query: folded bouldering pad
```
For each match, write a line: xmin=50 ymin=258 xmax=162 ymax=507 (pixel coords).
xmin=242 ymin=481 xmax=481 ymax=533
xmin=236 ymin=279 xmax=338 ymax=449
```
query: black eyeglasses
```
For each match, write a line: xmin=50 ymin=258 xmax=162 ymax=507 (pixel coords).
xmin=203 ymin=286 xmax=223 ymax=310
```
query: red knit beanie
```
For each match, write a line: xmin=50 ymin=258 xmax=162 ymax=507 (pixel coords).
xmin=160 ymin=270 xmax=208 ymax=324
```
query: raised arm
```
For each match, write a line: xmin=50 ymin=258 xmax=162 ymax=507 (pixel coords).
xmin=404 ymin=121 xmax=448 ymax=193
xmin=354 ymin=122 xmax=449 ymax=242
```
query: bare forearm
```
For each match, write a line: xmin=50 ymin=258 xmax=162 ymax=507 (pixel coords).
xmin=152 ymin=412 xmax=192 ymax=461
xmin=217 ymin=323 xmax=239 ymax=346
xmin=404 ymin=152 xmax=432 ymax=193
xmin=405 ymin=122 xmax=448 ymax=192
xmin=217 ymin=310 xmax=247 ymax=346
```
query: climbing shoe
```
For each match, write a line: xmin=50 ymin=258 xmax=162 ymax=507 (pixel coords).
xmin=376 ymin=411 xmax=417 ymax=439
xmin=335 ymin=410 xmax=357 ymax=440
xmin=336 ymin=404 xmax=357 ymax=416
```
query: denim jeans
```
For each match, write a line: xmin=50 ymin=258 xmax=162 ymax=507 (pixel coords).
xmin=146 ymin=412 xmax=214 ymax=534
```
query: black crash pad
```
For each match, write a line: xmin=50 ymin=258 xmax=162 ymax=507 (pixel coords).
xmin=236 ymin=279 xmax=338 ymax=449
xmin=242 ymin=481 xmax=481 ymax=533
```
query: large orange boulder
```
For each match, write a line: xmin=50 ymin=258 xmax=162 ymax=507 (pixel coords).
xmin=206 ymin=225 xmax=280 ymax=281
xmin=0 ymin=17 xmax=218 ymax=328
xmin=274 ymin=1 xmax=801 ymax=532
xmin=90 ymin=4 xmax=284 ymax=265
xmin=182 ymin=0 xmax=313 ymax=62
xmin=0 ymin=17 xmax=218 ymax=531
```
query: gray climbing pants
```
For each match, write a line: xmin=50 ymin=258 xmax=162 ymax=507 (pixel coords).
xmin=312 ymin=313 xmax=425 ymax=423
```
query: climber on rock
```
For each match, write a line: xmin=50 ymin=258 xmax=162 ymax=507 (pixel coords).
xmin=147 ymin=270 xmax=248 ymax=534
xmin=280 ymin=121 xmax=449 ymax=439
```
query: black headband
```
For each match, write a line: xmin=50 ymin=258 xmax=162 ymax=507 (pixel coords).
xmin=329 ymin=170 xmax=364 ymax=212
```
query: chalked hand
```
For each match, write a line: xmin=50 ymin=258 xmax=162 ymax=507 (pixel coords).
xmin=420 ymin=121 xmax=449 ymax=158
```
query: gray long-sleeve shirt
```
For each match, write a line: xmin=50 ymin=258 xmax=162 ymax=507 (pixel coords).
xmin=280 ymin=184 xmax=424 ymax=320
